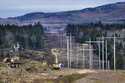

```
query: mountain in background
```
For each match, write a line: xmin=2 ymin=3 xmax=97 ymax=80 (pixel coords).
xmin=0 ymin=2 xmax=125 ymax=25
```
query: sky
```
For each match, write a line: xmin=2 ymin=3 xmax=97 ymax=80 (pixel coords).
xmin=0 ymin=0 xmax=125 ymax=18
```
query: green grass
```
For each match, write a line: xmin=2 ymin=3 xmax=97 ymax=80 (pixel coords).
xmin=0 ymin=80 xmax=4 ymax=83
xmin=94 ymin=80 xmax=103 ymax=83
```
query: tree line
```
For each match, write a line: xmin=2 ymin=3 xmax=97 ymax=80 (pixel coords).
xmin=66 ymin=22 xmax=125 ymax=43
xmin=66 ymin=22 xmax=125 ymax=69
xmin=0 ymin=22 xmax=44 ymax=50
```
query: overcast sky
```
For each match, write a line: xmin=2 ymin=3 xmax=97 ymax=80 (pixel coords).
xmin=0 ymin=0 xmax=125 ymax=18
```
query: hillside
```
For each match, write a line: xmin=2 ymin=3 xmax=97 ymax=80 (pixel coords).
xmin=0 ymin=2 xmax=125 ymax=25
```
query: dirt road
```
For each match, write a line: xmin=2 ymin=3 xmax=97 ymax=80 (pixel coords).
xmin=75 ymin=70 xmax=125 ymax=83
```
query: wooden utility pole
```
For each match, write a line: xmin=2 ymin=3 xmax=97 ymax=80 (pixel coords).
xmin=86 ymin=40 xmax=104 ymax=69
xmin=102 ymin=36 xmax=105 ymax=70
xmin=105 ymin=40 xmax=108 ymax=69
xmin=66 ymin=36 xmax=70 ymax=68
xmin=82 ymin=44 xmax=85 ymax=68
xmin=76 ymin=44 xmax=79 ymax=68
xmin=89 ymin=39 xmax=93 ymax=69
xmin=97 ymin=36 xmax=125 ymax=71
xmin=113 ymin=36 xmax=116 ymax=71
xmin=98 ymin=43 xmax=101 ymax=69
xmin=69 ymin=33 xmax=72 ymax=68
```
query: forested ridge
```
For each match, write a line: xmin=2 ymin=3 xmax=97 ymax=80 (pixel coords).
xmin=0 ymin=23 xmax=44 ymax=50
xmin=66 ymin=22 xmax=125 ymax=42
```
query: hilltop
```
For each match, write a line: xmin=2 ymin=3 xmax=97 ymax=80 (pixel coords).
xmin=0 ymin=2 xmax=125 ymax=25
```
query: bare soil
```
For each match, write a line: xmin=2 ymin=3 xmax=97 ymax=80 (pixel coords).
xmin=75 ymin=70 xmax=125 ymax=83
